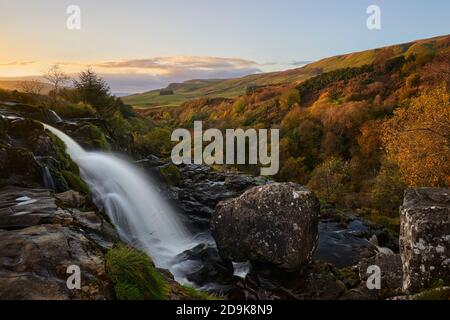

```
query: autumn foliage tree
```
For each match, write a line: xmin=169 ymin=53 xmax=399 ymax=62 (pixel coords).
xmin=382 ymin=85 xmax=450 ymax=187
xmin=307 ymin=156 xmax=349 ymax=204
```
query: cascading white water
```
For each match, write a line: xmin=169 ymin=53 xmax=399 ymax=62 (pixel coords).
xmin=43 ymin=124 xmax=200 ymax=281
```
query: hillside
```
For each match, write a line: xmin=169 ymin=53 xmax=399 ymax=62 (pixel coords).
xmin=145 ymin=33 xmax=449 ymax=220
xmin=123 ymin=35 xmax=449 ymax=108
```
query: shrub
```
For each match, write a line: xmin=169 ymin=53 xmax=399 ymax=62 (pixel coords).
xmin=53 ymin=102 xmax=96 ymax=119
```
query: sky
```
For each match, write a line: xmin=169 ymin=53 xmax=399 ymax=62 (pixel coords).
xmin=0 ymin=0 xmax=449 ymax=94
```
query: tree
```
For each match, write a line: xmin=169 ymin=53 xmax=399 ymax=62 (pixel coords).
xmin=73 ymin=68 xmax=114 ymax=117
xmin=44 ymin=65 xmax=70 ymax=96
xmin=279 ymin=89 xmax=301 ymax=110
xmin=370 ymin=159 xmax=405 ymax=215
xmin=382 ymin=85 xmax=450 ymax=187
xmin=307 ymin=156 xmax=349 ymax=204
xmin=19 ymin=79 xmax=44 ymax=95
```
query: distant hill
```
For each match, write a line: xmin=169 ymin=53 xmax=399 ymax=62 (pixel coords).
xmin=0 ymin=79 xmax=52 ymax=94
xmin=123 ymin=34 xmax=449 ymax=108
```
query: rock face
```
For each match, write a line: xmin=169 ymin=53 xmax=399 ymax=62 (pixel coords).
xmin=0 ymin=224 xmax=112 ymax=299
xmin=400 ymin=188 xmax=450 ymax=293
xmin=211 ymin=183 xmax=320 ymax=270
xmin=0 ymin=187 xmax=117 ymax=299
xmin=358 ymin=253 xmax=403 ymax=299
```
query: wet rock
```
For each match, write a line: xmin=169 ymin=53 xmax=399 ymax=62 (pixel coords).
xmin=174 ymin=243 xmax=235 ymax=289
xmin=358 ymin=253 xmax=403 ymax=299
xmin=0 ymin=187 xmax=73 ymax=229
xmin=142 ymin=161 xmax=268 ymax=228
xmin=229 ymin=261 xmax=346 ymax=300
xmin=7 ymin=118 xmax=43 ymax=141
xmin=212 ymin=183 xmax=320 ymax=270
xmin=0 ymin=147 xmax=41 ymax=187
xmin=56 ymin=190 xmax=87 ymax=208
xmin=0 ymin=224 xmax=113 ymax=299
xmin=400 ymin=188 xmax=450 ymax=293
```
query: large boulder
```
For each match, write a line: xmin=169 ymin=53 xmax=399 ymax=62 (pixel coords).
xmin=211 ymin=183 xmax=320 ymax=270
xmin=400 ymin=188 xmax=450 ymax=293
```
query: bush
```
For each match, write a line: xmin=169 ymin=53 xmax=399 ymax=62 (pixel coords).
xmin=53 ymin=102 xmax=96 ymax=119
xmin=133 ymin=128 xmax=173 ymax=157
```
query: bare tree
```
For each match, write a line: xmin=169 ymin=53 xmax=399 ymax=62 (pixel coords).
xmin=44 ymin=64 xmax=70 ymax=96
xmin=18 ymin=79 xmax=44 ymax=95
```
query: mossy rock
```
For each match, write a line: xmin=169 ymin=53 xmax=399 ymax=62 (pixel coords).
xmin=159 ymin=164 xmax=181 ymax=186
xmin=47 ymin=131 xmax=80 ymax=173
xmin=73 ymin=124 xmax=111 ymax=151
xmin=61 ymin=170 xmax=90 ymax=195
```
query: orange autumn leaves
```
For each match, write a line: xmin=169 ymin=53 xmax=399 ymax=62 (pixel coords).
xmin=383 ymin=85 xmax=450 ymax=187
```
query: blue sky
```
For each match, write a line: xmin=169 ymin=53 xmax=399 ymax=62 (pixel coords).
xmin=0 ymin=0 xmax=449 ymax=94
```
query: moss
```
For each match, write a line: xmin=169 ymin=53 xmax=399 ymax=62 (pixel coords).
xmin=105 ymin=244 xmax=168 ymax=300
xmin=159 ymin=164 xmax=181 ymax=186
xmin=47 ymin=131 xmax=80 ymax=174
xmin=45 ymin=129 xmax=91 ymax=195
xmin=336 ymin=267 xmax=360 ymax=289
xmin=413 ymin=287 xmax=450 ymax=300
xmin=61 ymin=170 xmax=90 ymax=195
xmin=76 ymin=124 xmax=111 ymax=151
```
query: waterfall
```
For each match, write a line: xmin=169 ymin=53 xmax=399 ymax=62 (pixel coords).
xmin=42 ymin=166 xmax=55 ymax=190
xmin=43 ymin=124 xmax=199 ymax=281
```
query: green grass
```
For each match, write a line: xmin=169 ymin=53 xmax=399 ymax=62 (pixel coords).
xmin=105 ymin=244 xmax=219 ymax=300
xmin=106 ymin=244 xmax=168 ymax=300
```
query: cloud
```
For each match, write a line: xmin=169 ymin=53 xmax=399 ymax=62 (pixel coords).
xmin=90 ymin=56 xmax=263 ymax=94
xmin=96 ymin=56 xmax=260 ymax=72
xmin=0 ymin=61 xmax=35 ymax=66
xmin=291 ymin=60 xmax=313 ymax=66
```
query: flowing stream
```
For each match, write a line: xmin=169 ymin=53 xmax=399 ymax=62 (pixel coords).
xmin=43 ymin=124 xmax=201 ymax=283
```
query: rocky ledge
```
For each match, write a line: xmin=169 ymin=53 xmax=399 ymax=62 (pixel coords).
xmin=0 ymin=187 xmax=117 ymax=299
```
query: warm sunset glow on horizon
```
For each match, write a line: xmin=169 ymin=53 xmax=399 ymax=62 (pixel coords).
xmin=1 ymin=0 xmax=449 ymax=94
